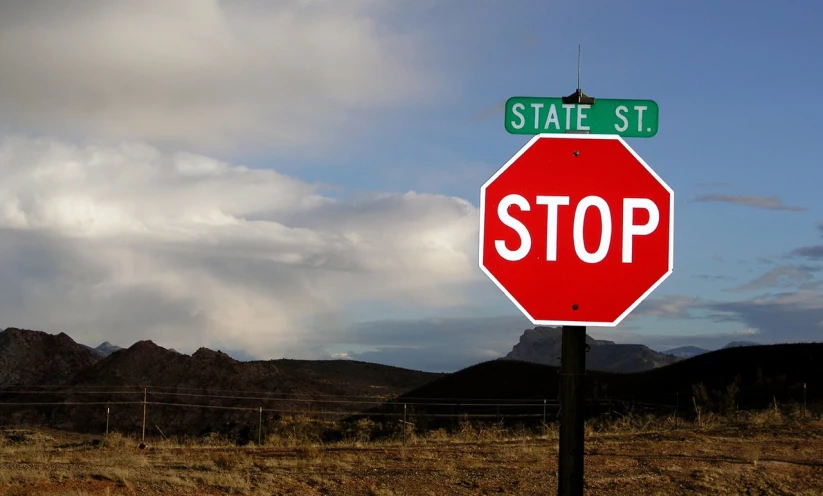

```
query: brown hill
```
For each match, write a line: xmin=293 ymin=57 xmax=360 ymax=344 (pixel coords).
xmin=67 ymin=340 xmax=439 ymax=396
xmin=1 ymin=332 xmax=442 ymax=439
xmin=0 ymin=327 xmax=102 ymax=387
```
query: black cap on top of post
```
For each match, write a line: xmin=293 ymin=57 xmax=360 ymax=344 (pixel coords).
xmin=562 ymin=89 xmax=595 ymax=105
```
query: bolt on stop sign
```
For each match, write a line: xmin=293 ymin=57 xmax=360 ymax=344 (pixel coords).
xmin=479 ymin=134 xmax=673 ymax=327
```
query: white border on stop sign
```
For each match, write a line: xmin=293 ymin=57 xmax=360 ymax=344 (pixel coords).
xmin=478 ymin=133 xmax=675 ymax=327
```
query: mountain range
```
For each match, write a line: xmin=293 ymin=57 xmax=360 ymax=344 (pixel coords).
xmin=0 ymin=326 xmax=807 ymax=441
xmin=30 ymin=326 xmax=763 ymax=377
xmin=0 ymin=327 xmax=440 ymax=389
xmin=501 ymin=326 xmax=760 ymax=373
xmin=0 ymin=327 xmax=442 ymax=437
xmin=73 ymin=329 xmax=758 ymax=374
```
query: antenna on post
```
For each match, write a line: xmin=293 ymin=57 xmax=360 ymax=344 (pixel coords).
xmin=577 ymin=44 xmax=581 ymax=91
xmin=562 ymin=45 xmax=595 ymax=105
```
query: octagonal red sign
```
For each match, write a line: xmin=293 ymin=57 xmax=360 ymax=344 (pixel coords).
xmin=479 ymin=134 xmax=673 ymax=327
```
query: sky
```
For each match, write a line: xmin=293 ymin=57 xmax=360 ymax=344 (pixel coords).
xmin=0 ymin=0 xmax=821 ymax=372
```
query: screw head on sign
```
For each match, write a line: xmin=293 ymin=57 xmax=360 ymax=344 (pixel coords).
xmin=573 ymin=150 xmax=580 ymax=157
xmin=572 ymin=304 xmax=579 ymax=311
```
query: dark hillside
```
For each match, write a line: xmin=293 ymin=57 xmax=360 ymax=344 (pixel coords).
xmin=603 ymin=342 xmax=822 ymax=410
xmin=0 ymin=334 xmax=442 ymax=440
xmin=362 ymin=343 xmax=823 ymax=429
xmin=355 ymin=360 xmax=615 ymax=430
xmin=268 ymin=358 xmax=441 ymax=395
xmin=0 ymin=328 xmax=102 ymax=387
xmin=400 ymin=359 xmax=611 ymax=402
xmin=65 ymin=344 xmax=442 ymax=401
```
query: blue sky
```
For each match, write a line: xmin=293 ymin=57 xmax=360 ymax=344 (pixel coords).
xmin=331 ymin=0 xmax=821 ymax=357
xmin=0 ymin=0 xmax=821 ymax=371
xmin=281 ymin=0 xmax=823 ymax=353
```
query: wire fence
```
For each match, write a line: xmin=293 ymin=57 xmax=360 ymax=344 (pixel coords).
xmin=0 ymin=382 xmax=819 ymax=445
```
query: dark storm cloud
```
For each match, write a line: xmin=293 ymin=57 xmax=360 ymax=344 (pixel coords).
xmin=703 ymin=292 xmax=823 ymax=343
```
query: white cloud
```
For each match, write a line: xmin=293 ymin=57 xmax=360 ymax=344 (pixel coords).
xmin=693 ymin=194 xmax=807 ymax=212
xmin=740 ymin=291 xmax=823 ymax=310
xmin=0 ymin=0 xmax=436 ymax=152
xmin=729 ymin=265 xmax=820 ymax=292
xmin=0 ymin=136 xmax=480 ymax=356
xmin=731 ymin=328 xmax=759 ymax=335
xmin=630 ymin=294 xmax=701 ymax=319
xmin=704 ymin=290 xmax=823 ymax=343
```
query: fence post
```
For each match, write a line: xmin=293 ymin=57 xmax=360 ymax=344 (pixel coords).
xmin=803 ymin=383 xmax=807 ymax=418
xmin=675 ymin=392 xmax=679 ymax=429
xmin=142 ymin=388 xmax=147 ymax=443
xmin=258 ymin=407 xmax=263 ymax=446
xmin=543 ymin=399 xmax=547 ymax=425
xmin=106 ymin=406 xmax=110 ymax=438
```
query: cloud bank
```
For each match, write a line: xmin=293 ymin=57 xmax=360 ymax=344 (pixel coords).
xmin=705 ymin=291 xmax=823 ymax=343
xmin=0 ymin=0 xmax=435 ymax=152
xmin=0 ymin=136 xmax=480 ymax=357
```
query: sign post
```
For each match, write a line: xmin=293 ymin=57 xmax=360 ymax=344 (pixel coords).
xmin=559 ymin=325 xmax=586 ymax=494
xmin=479 ymin=131 xmax=673 ymax=495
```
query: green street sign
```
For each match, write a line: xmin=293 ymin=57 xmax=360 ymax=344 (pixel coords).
xmin=504 ymin=97 xmax=659 ymax=138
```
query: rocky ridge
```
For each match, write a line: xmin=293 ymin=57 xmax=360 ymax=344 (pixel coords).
xmin=0 ymin=327 xmax=443 ymax=439
xmin=504 ymin=326 xmax=680 ymax=373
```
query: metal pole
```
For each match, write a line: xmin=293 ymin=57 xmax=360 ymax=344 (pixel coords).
xmin=259 ymin=406 xmax=263 ymax=446
xmin=543 ymin=399 xmax=547 ymax=425
xmin=558 ymin=325 xmax=586 ymax=496
xmin=142 ymin=388 xmax=147 ymax=443
xmin=403 ymin=404 xmax=407 ymax=446
xmin=106 ymin=407 xmax=110 ymax=437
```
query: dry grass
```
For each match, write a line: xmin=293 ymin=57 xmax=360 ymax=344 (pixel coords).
xmin=0 ymin=409 xmax=821 ymax=495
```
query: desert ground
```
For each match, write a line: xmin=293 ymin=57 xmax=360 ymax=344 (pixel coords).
xmin=1 ymin=414 xmax=821 ymax=495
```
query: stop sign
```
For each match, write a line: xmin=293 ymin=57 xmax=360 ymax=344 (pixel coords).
xmin=479 ymin=134 xmax=673 ymax=327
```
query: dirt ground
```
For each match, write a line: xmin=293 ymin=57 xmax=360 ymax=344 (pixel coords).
xmin=1 ymin=422 xmax=822 ymax=495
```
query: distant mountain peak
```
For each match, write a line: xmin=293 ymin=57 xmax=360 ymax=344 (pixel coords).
xmin=94 ymin=341 xmax=122 ymax=356
xmin=663 ymin=346 xmax=708 ymax=358
xmin=505 ymin=326 xmax=678 ymax=373
xmin=519 ymin=326 xmax=615 ymax=346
